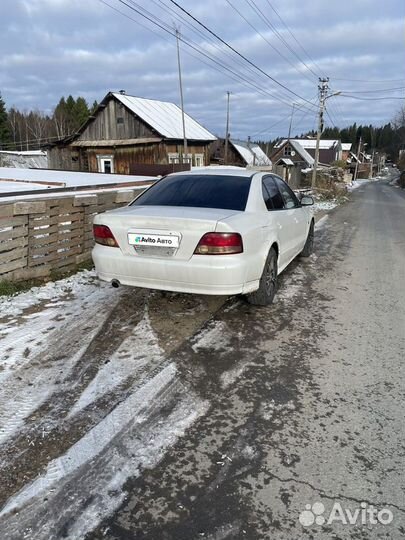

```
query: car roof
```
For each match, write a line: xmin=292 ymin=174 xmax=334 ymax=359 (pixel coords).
xmin=167 ymin=167 xmax=255 ymax=178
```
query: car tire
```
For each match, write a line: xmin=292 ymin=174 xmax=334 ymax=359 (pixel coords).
xmin=247 ymin=247 xmax=278 ymax=306
xmin=300 ymin=221 xmax=314 ymax=257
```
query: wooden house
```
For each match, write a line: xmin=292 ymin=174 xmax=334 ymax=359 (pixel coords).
xmin=46 ymin=91 xmax=217 ymax=175
xmin=273 ymin=138 xmax=342 ymax=165
xmin=270 ymin=139 xmax=315 ymax=187
xmin=210 ymin=138 xmax=272 ymax=168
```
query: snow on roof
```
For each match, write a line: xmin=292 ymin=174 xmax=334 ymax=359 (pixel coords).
xmin=112 ymin=92 xmax=217 ymax=141
xmin=0 ymin=180 xmax=50 ymax=193
xmin=0 ymin=150 xmax=48 ymax=169
xmin=275 ymin=138 xmax=340 ymax=150
xmin=0 ymin=167 xmax=154 ymax=188
xmin=278 ymin=158 xmax=294 ymax=166
xmin=230 ymin=140 xmax=272 ymax=166
xmin=342 ymin=143 xmax=352 ymax=151
xmin=288 ymin=140 xmax=315 ymax=166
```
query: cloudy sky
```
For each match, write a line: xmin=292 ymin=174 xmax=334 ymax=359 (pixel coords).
xmin=1 ymin=0 xmax=404 ymax=140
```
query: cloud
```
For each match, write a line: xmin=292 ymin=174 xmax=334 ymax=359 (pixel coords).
xmin=1 ymin=0 xmax=404 ymax=139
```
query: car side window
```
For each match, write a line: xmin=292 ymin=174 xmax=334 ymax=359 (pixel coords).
xmin=262 ymin=176 xmax=284 ymax=210
xmin=262 ymin=181 xmax=273 ymax=210
xmin=274 ymin=176 xmax=300 ymax=209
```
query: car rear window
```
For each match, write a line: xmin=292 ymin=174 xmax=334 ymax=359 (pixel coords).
xmin=131 ymin=174 xmax=252 ymax=211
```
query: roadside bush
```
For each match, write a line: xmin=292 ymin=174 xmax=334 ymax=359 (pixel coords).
xmin=314 ymin=176 xmax=347 ymax=199
xmin=302 ymin=169 xmax=348 ymax=200
xmin=330 ymin=160 xmax=348 ymax=169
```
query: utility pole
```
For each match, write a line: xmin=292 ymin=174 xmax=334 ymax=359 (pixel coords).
xmin=353 ymin=135 xmax=362 ymax=182
xmin=224 ymin=91 xmax=231 ymax=165
xmin=175 ymin=29 xmax=187 ymax=164
xmin=311 ymin=77 xmax=329 ymax=188
xmin=287 ymin=103 xmax=296 ymax=140
xmin=370 ymin=149 xmax=375 ymax=179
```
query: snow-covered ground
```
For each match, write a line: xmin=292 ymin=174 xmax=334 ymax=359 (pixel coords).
xmin=0 ymin=272 xmax=218 ymax=538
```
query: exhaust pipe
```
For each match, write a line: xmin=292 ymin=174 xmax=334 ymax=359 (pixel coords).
xmin=111 ymin=279 xmax=120 ymax=288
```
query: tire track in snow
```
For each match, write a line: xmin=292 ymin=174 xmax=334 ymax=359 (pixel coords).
xmin=0 ymin=365 xmax=209 ymax=540
xmin=68 ymin=306 xmax=163 ymax=418
xmin=0 ymin=288 xmax=149 ymax=486
xmin=0 ymin=274 xmax=228 ymax=538
xmin=0 ymin=287 xmax=124 ymax=447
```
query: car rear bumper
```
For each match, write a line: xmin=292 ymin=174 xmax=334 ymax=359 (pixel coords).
xmin=92 ymin=245 xmax=259 ymax=296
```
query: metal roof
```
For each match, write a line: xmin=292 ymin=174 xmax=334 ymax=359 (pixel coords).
xmin=288 ymin=140 xmax=315 ymax=166
xmin=342 ymin=143 xmax=352 ymax=151
xmin=112 ymin=93 xmax=217 ymax=141
xmin=275 ymin=138 xmax=340 ymax=150
xmin=278 ymin=158 xmax=294 ymax=166
xmin=230 ymin=139 xmax=272 ymax=166
xmin=0 ymin=150 xmax=48 ymax=169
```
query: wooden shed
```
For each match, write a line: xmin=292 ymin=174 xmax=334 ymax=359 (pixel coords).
xmin=46 ymin=91 xmax=217 ymax=175
xmin=270 ymin=139 xmax=315 ymax=187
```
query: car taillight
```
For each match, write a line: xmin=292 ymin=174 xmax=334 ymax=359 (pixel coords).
xmin=194 ymin=232 xmax=243 ymax=255
xmin=93 ymin=224 xmax=119 ymax=247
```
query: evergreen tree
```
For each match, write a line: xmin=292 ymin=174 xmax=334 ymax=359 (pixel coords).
xmin=74 ymin=97 xmax=90 ymax=128
xmin=0 ymin=93 xmax=11 ymax=148
xmin=53 ymin=95 xmax=90 ymax=136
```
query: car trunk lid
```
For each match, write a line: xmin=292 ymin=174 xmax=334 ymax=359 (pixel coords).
xmin=98 ymin=205 xmax=241 ymax=260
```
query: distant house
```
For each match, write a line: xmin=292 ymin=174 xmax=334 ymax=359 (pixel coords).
xmin=0 ymin=150 xmax=48 ymax=169
xmin=210 ymin=138 xmax=272 ymax=168
xmin=341 ymin=143 xmax=352 ymax=162
xmin=347 ymin=149 xmax=373 ymax=179
xmin=46 ymin=91 xmax=217 ymax=175
xmin=270 ymin=139 xmax=314 ymax=187
xmin=274 ymin=138 xmax=342 ymax=165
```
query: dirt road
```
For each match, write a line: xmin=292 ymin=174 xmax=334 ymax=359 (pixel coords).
xmin=1 ymin=179 xmax=404 ymax=539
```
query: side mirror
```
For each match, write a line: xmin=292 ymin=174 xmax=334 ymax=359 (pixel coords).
xmin=301 ymin=195 xmax=314 ymax=206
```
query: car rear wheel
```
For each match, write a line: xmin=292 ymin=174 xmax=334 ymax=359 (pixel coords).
xmin=247 ymin=247 xmax=278 ymax=306
xmin=300 ymin=221 xmax=314 ymax=257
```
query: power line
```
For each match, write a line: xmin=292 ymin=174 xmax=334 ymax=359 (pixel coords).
xmin=226 ymin=0 xmax=315 ymax=83
xmin=333 ymin=77 xmax=405 ymax=83
xmin=104 ymin=0 xmax=308 ymax=109
xmin=339 ymin=86 xmax=405 ymax=94
xmin=250 ymin=94 xmax=319 ymax=137
xmin=264 ymin=0 xmax=324 ymax=77
xmin=151 ymin=0 xmax=305 ymax=105
xmin=244 ymin=0 xmax=318 ymax=79
xmin=105 ymin=0 xmax=317 ymax=112
xmin=165 ymin=0 xmax=318 ymax=108
xmin=339 ymin=95 xmax=405 ymax=101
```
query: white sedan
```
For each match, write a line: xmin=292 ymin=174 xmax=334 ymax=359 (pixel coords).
xmin=92 ymin=169 xmax=314 ymax=305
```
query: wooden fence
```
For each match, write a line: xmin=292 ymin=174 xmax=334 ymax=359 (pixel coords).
xmin=0 ymin=188 xmax=144 ymax=282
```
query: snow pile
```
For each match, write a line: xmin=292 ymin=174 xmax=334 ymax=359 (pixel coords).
xmin=347 ymin=179 xmax=370 ymax=192
xmin=0 ymin=269 xmax=102 ymax=319
xmin=314 ymin=200 xmax=339 ymax=212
